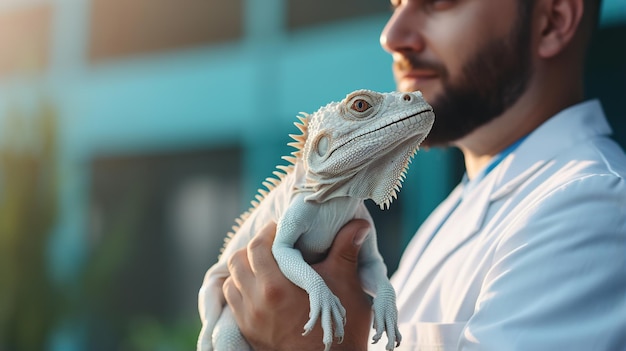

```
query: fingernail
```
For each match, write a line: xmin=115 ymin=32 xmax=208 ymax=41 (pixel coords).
xmin=353 ymin=227 xmax=369 ymax=246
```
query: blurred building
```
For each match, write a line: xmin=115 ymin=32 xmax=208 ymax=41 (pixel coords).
xmin=0 ymin=0 xmax=624 ymax=350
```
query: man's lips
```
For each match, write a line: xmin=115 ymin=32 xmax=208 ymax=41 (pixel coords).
xmin=395 ymin=71 xmax=439 ymax=92
xmin=392 ymin=55 xmax=441 ymax=79
xmin=396 ymin=69 xmax=439 ymax=80
xmin=395 ymin=70 xmax=440 ymax=95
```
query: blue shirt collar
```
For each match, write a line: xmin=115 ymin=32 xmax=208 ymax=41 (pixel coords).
xmin=461 ymin=135 xmax=528 ymax=198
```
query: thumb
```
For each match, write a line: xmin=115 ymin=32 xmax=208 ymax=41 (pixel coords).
xmin=325 ymin=219 xmax=371 ymax=269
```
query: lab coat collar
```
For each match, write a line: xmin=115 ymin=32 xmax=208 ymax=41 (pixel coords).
xmin=491 ymin=99 xmax=611 ymax=200
xmin=403 ymin=169 xmax=497 ymax=294
xmin=396 ymin=100 xmax=611 ymax=298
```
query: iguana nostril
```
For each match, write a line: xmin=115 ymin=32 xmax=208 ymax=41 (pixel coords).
xmin=402 ymin=94 xmax=412 ymax=102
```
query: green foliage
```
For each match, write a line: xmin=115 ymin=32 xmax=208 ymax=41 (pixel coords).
xmin=0 ymin=101 xmax=201 ymax=350
xmin=0 ymin=102 xmax=60 ymax=351
xmin=120 ymin=317 xmax=199 ymax=351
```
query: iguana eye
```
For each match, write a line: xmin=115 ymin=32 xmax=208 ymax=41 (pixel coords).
xmin=351 ymin=99 xmax=371 ymax=113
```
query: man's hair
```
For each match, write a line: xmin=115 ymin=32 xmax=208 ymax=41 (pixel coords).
xmin=589 ymin=0 xmax=603 ymax=30
xmin=584 ymin=0 xmax=603 ymax=54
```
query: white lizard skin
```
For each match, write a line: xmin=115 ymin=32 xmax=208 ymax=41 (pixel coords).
xmin=198 ymin=90 xmax=435 ymax=351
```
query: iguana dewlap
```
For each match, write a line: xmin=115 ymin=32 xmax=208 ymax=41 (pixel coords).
xmin=197 ymin=89 xmax=434 ymax=351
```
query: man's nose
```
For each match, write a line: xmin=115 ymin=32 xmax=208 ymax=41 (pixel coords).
xmin=380 ymin=5 xmax=426 ymax=54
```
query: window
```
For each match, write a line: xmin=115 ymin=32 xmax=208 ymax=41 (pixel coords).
xmin=89 ymin=0 xmax=243 ymax=62
xmin=0 ymin=5 xmax=51 ymax=76
xmin=87 ymin=147 xmax=242 ymax=348
xmin=287 ymin=0 xmax=389 ymax=30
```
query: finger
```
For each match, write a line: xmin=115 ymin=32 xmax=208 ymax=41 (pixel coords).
xmin=325 ymin=219 xmax=370 ymax=269
xmin=224 ymin=250 xmax=254 ymax=329
xmin=223 ymin=276 xmax=253 ymax=338
xmin=222 ymin=276 xmax=243 ymax=312
xmin=227 ymin=248 xmax=255 ymax=293
xmin=247 ymin=221 xmax=294 ymax=306
xmin=248 ymin=221 xmax=278 ymax=276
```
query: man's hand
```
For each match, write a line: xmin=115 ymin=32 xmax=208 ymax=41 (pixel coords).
xmin=223 ymin=220 xmax=373 ymax=351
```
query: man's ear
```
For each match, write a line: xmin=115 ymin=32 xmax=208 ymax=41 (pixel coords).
xmin=536 ymin=0 xmax=585 ymax=58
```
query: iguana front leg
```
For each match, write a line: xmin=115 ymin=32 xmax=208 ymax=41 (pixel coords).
xmin=356 ymin=219 xmax=401 ymax=350
xmin=271 ymin=200 xmax=346 ymax=351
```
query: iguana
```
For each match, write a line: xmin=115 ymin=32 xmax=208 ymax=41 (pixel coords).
xmin=197 ymin=89 xmax=434 ymax=351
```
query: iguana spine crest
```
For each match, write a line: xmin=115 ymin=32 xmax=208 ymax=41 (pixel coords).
xmin=221 ymin=113 xmax=310 ymax=255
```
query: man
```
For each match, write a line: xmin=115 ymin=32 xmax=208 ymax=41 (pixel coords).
xmin=221 ymin=0 xmax=626 ymax=349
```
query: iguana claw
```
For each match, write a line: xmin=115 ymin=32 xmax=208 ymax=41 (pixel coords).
xmin=303 ymin=285 xmax=346 ymax=351
xmin=371 ymin=286 xmax=402 ymax=350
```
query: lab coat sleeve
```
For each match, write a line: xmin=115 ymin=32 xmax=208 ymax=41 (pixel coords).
xmin=460 ymin=174 xmax=626 ymax=350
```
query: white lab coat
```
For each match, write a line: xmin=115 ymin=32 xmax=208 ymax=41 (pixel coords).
xmin=370 ymin=100 xmax=626 ymax=350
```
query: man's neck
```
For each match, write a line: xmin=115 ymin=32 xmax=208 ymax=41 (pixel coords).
xmin=455 ymin=76 xmax=584 ymax=179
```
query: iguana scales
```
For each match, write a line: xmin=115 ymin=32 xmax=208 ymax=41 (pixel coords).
xmin=197 ymin=89 xmax=435 ymax=351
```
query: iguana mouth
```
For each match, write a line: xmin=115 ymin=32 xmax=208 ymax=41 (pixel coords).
xmin=330 ymin=109 xmax=433 ymax=156
xmin=356 ymin=109 xmax=434 ymax=139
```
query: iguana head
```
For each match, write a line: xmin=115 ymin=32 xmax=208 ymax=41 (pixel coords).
xmin=291 ymin=89 xmax=434 ymax=209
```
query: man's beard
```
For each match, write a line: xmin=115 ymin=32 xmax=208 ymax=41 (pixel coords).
xmin=396 ymin=12 xmax=533 ymax=147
